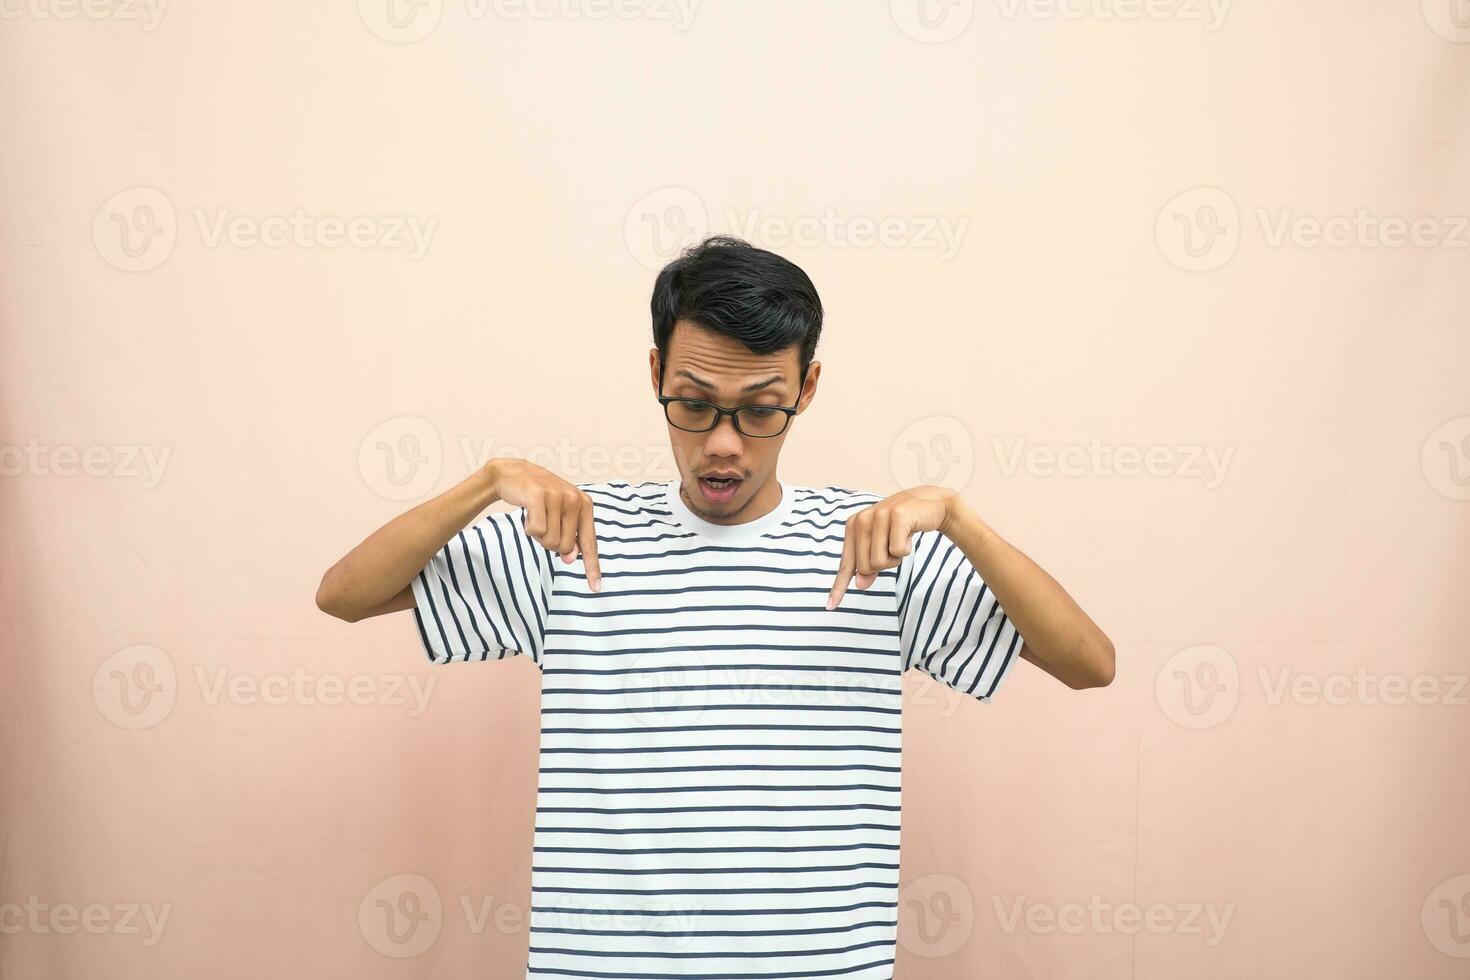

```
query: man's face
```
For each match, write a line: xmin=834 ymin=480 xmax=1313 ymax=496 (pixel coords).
xmin=651 ymin=319 xmax=818 ymax=524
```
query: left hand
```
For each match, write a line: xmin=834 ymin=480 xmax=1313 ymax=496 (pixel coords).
xmin=827 ymin=486 xmax=961 ymax=610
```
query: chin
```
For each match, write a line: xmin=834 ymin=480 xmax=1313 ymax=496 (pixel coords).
xmin=688 ymin=473 xmax=750 ymax=514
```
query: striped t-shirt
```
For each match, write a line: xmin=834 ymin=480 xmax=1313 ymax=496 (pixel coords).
xmin=410 ymin=477 xmax=1023 ymax=979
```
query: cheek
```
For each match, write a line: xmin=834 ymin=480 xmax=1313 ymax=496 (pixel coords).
xmin=743 ymin=435 xmax=782 ymax=471
xmin=667 ymin=426 xmax=704 ymax=461
xmin=757 ymin=430 xmax=788 ymax=453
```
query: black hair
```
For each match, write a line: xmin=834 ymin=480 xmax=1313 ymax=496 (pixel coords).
xmin=650 ymin=235 xmax=823 ymax=384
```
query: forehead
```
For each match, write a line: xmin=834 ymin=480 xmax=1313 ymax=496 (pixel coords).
xmin=664 ymin=321 xmax=800 ymax=389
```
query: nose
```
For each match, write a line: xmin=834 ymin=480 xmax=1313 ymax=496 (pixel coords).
xmin=701 ymin=413 xmax=745 ymax=459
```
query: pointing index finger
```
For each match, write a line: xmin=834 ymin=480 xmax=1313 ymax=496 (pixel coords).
xmin=827 ymin=521 xmax=855 ymax=610
xmin=579 ymin=495 xmax=602 ymax=593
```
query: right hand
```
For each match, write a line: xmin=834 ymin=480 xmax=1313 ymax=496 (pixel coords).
xmin=488 ymin=459 xmax=602 ymax=592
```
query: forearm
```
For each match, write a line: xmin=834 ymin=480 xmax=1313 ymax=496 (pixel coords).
xmin=941 ymin=503 xmax=1115 ymax=689
xmin=316 ymin=462 xmax=502 ymax=622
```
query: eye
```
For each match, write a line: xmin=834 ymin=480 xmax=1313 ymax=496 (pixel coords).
xmin=742 ymin=406 xmax=780 ymax=418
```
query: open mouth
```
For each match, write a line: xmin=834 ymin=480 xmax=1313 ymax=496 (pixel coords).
xmin=697 ymin=475 xmax=742 ymax=503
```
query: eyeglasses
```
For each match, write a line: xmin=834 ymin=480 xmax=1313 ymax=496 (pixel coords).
xmin=657 ymin=361 xmax=807 ymax=438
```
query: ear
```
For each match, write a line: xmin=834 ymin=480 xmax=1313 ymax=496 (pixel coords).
xmin=796 ymin=360 xmax=821 ymax=414
xmin=649 ymin=348 xmax=661 ymax=397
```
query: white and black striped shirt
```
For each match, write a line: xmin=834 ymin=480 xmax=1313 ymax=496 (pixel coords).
xmin=411 ymin=478 xmax=1023 ymax=979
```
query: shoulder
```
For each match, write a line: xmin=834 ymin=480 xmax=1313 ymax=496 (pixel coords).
xmin=575 ymin=479 xmax=670 ymax=515
xmin=790 ymin=484 xmax=955 ymax=558
xmin=784 ymin=484 xmax=886 ymax=524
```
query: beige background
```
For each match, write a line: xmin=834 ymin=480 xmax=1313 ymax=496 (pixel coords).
xmin=3 ymin=1 xmax=1469 ymax=977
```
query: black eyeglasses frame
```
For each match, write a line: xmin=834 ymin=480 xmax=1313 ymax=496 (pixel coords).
xmin=656 ymin=361 xmax=809 ymax=439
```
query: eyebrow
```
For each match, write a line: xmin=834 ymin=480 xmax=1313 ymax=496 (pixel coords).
xmin=674 ymin=369 xmax=785 ymax=394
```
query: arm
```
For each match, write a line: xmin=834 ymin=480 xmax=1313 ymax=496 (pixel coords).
xmin=939 ymin=500 xmax=1115 ymax=690
xmin=315 ymin=463 xmax=502 ymax=622
xmin=315 ymin=458 xmax=603 ymax=623
xmin=828 ymin=486 xmax=1115 ymax=690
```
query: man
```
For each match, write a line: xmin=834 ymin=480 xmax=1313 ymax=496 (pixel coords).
xmin=317 ymin=234 xmax=1114 ymax=978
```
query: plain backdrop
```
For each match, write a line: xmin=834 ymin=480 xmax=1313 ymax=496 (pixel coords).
xmin=2 ymin=1 xmax=1468 ymax=977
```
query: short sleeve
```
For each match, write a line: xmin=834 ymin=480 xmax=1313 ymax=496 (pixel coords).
xmin=896 ymin=529 xmax=1023 ymax=702
xmin=410 ymin=508 xmax=552 ymax=667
